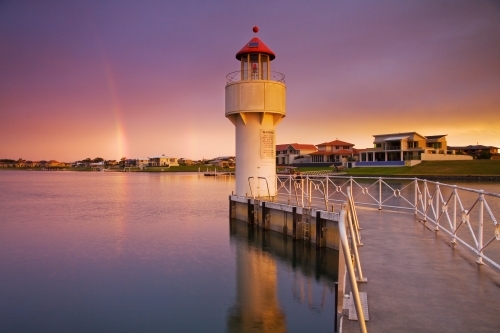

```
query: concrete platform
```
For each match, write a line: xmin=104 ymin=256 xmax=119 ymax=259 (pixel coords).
xmin=341 ymin=207 xmax=500 ymax=333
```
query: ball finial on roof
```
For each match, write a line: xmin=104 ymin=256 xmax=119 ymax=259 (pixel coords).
xmin=252 ymin=26 xmax=259 ymax=33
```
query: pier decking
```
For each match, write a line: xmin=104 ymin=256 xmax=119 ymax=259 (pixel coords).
xmin=233 ymin=175 xmax=500 ymax=332
xmin=341 ymin=207 xmax=500 ymax=333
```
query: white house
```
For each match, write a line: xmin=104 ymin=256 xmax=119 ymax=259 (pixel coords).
xmin=358 ymin=132 xmax=472 ymax=166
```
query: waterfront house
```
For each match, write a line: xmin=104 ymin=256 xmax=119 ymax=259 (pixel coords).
xmin=308 ymin=140 xmax=358 ymax=165
xmin=148 ymin=155 xmax=179 ymax=167
xmin=136 ymin=158 xmax=149 ymax=169
xmin=0 ymin=159 xmax=16 ymax=167
xmin=276 ymin=143 xmax=317 ymax=165
xmin=122 ymin=159 xmax=138 ymax=168
xmin=358 ymin=132 xmax=472 ymax=166
xmin=106 ymin=160 xmax=119 ymax=168
xmin=178 ymin=158 xmax=195 ymax=166
xmin=447 ymin=145 xmax=499 ymax=159
xmin=89 ymin=162 xmax=104 ymax=171
xmin=209 ymin=156 xmax=235 ymax=168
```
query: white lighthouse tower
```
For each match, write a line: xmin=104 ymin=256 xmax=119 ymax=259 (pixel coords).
xmin=225 ymin=27 xmax=286 ymax=198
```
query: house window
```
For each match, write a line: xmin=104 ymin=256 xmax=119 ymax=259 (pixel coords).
xmin=335 ymin=146 xmax=340 ymax=149
xmin=408 ymin=141 xmax=418 ymax=148
xmin=426 ymin=142 xmax=442 ymax=149
xmin=343 ymin=146 xmax=349 ymax=149
xmin=374 ymin=143 xmax=382 ymax=148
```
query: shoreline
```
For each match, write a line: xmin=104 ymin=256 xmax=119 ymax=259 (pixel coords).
xmin=2 ymin=169 xmax=500 ymax=181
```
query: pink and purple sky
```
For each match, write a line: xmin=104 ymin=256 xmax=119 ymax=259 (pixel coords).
xmin=1 ymin=0 xmax=499 ymax=162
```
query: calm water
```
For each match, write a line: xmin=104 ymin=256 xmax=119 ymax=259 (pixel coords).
xmin=0 ymin=171 xmax=338 ymax=333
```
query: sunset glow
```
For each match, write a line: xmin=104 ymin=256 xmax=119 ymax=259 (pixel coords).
xmin=1 ymin=1 xmax=499 ymax=161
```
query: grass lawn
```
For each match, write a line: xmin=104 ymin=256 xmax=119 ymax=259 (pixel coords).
xmin=295 ymin=160 xmax=500 ymax=176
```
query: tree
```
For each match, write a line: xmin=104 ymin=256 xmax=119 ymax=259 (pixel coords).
xmin=93 ymin=157 xmax=104 ymax=163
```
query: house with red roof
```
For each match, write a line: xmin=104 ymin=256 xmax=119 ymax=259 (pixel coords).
xmin=308 ymin=140 xmax=358 ymax=165
xmin=276 ymin=143 xmax=317 ymax=165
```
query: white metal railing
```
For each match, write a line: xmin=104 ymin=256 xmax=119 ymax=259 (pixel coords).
xmin=276 ymin=175 xmax=500 ymax=270
xmin=338 ymin=188 xmax=367 ymax=333
xmin=247 ymin=176 xmax=271 ymax=199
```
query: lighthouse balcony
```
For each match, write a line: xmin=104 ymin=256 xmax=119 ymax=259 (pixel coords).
xmin=226 ymin=70 xmax=285 ymax=85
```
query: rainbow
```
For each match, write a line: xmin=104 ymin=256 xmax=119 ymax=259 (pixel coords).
xmin=102 ymin=60 xmax=127 ymax=160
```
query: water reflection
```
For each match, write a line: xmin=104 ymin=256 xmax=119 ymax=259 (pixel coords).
xmin=227 ymin=238 xmax=286 ymax=333
xmin=109 ymin=174 xmax=129 ymax=256
xmin=227 ymin=219 xmax=339 ymax=332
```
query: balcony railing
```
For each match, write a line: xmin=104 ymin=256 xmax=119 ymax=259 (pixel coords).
xmin=226 ymin=70 xmax=285 ymax=84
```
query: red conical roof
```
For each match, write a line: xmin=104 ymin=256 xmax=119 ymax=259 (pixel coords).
xmin=235 ymin=37 xmax=276 ymax=61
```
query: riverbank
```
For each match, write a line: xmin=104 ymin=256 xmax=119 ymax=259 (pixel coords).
xmin=3 ymin=161 xmax=500 ymax=181
xmin=0 ymin=165 xmax=233 ymax=173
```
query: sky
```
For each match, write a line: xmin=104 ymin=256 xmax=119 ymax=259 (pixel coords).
xmin=1 ymin=0 xmax=499 ymax=162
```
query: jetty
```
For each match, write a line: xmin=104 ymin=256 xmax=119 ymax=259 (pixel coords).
xmin=229 ymin=175 xmax=500 ymax=332
xmin=340 ymin=206 xmax=500 ymax=332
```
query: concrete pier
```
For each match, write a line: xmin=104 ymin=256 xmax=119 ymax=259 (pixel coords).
xmin=229 ymin=196 xmax=500 ymax=332
xmin=229 ymin=195 xmax=341 ymax=250
xmin=340 ymin=207 xmax=500 ymax=333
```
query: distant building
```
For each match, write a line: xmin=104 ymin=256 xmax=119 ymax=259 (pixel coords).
xmin=209 ymin=156 xmax=235 ymax=168
xmin=137 ymin=158 xmax=149 ymax=169
xmin=447 ymin=145 xmax=499 ymax=159
xmin=178 ymin=158 xmax=195 ymax=166
xmin=89 ymin=162 xmax=104 ymax=171
xmin=106 ymin=160 xmax=119 ymax=168
xmin=148 ymin=155 xmax=179 ymax=167
xmin=308 ymin=140 xmax=357 ymax=165
xmin=358 ymin=132 xmax=472 ymax=167
xmin=276 ymin=143 xmax=317 ymax=165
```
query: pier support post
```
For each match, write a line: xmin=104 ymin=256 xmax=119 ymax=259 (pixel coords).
xmin=247 ymin=199 xmax=254 ymax=225
xmin=254 ymin=200 xmax=260 ymax=225
xmin=316 ymin=211 xmax=325 ymax=247
xmin=262 ymin=201 xmax=270 ymax=229
xmin=292 ymin=207 xmax=299 ymax=240
xmin=229 ymin=196 xmax=236 ymax=219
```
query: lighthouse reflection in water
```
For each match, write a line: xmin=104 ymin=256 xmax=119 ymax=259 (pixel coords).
xmin=227 ymin=219 xmax=339 ymax=333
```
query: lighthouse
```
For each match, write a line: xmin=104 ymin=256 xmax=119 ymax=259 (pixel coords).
xmin=225 ymin=27 xmax=286 ymax=198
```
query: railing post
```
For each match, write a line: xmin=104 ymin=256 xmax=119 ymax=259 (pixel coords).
xmin=435 ymin=183 xmax=440 ymax=231
xmin=253 ymin=177 xmax=256 ymax=199
xmin=378 ymin=177 xmax=382 ymax=210
xmin=301 ymin=178 xmax=304 ymax=208
xmin=334 ymin=282 xmax=339 ymax=333
xmin=338 ymin=209 xmax=367 ymax=333
xmin=423 ymin=180 xmax=427 ymax=222
xmin=414 ymin=178 xmax=418 ymax=215
xmin=452 ymin=186 xmax=457 ymax=244
xmin=326 ymin=176 xmax=329 ymax=208
xmin=309 ymin=179 xmax=312 ymax=208
xmin=477 ymin=192 xmax=484 ymax=264
xmin=350 ymin=176 xmax=353 ymax=196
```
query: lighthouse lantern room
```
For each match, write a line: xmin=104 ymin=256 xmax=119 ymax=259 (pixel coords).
xmin=225 ymin=27 xmax=286 ymax=198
